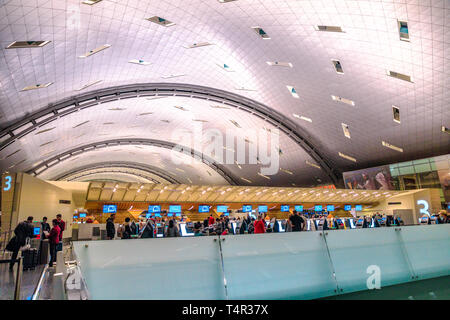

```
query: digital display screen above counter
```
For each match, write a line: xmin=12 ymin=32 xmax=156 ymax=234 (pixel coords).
xmin=344 ymin=205 xmax=352 ymax=211
xmin=103 ymin=205 xmax=117 ymax=213
xmin=258 ymin=205 xmax=268 ymax=213
xmin=355 ymin=205 xmax=363 ymax=211
xmin=280 ymin=205 xmax=289 ymax=212
xmin=326 ymin=205 xmax=335 ymax=212
xmin=169 ymin=205 xmax=181 ymax=213
xmin=314 ymin=205 xmax=323 ymax=212
xmin=149 ymin=205 xmax=161 ymax=213
xmin=242 ymin=205 xmax=252 ymax=212
xmin=217 ymin=205 xmax=228 ymax=213
xmin=198 ymin=205 xmax=210 ymax=213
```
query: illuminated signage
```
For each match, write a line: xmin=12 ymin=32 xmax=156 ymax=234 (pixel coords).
xmin=327 ymin=205 xmax=335 ymax=212
xmin=242 ymin=205 xmax=252 ymax=212
xmin=344 ymin=205 xmax=352 ymax=211
xmin=258 ymin=205 xmax=268 ymax=213
xmin=103 ymin=205 xmax=117 ymax=213
xmin=148 ymin=205 xmax=161 ymax=213
xmin=355 ymin=205 xmax=363 ymax=211
xmin=280 ymin=205 xmax=290 ymax=212
xmin=295 ymin=205 xmax=303 ymax=212
xmin=417 ymin=200 xmax=430 ymax=217
xmin=314 ymin=205 xmax=323 ymax=212
xmin=217 ymin=205 xmax=228 ymax=213
xmin=169 ymin=205 xmax=182 ymax=213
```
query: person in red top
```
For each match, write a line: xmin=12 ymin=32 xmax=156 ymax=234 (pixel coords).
xmin=254 ymin=215 xmax=266 ymax=234
xmin=48 ymin=219 xmax=61 ymax=267
xmin=56 ymin=214 xmax=65 ymax=251
xmin=208 ymin=214 xmax=215 ymax=226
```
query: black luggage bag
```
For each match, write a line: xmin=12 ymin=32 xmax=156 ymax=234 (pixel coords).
xmin=22 ymin=248 xmax=38 ymax=270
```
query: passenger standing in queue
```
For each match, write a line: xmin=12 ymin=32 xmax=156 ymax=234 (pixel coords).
xmin=254 ymin=215 xmax=266 ymax=234
xmin=106 ymin=214 xmax=116 ymax=240
xmin=121 ymin=218 xmax=132 ymax=239
xmin=41 ymin=217 xmax=50 ymax=239
xmin=203 ymin=217 xmax=209 ymax=228
xmin=48 ymin=219 xmax=61 ymax=267
xmin=289 ymin=211 xmax=303 ymax=232
xmin=140 ymin=219 xmax=154 ymax=238
xmin=6 ymin=216 xmax=34 ymax=271
xmin=56 ymin=214 xmax=65 ymax=252
xmin=165 ymin=219 xmax=180 ymax=237
xmin=208 ymin=214 xmax=215 ymax=226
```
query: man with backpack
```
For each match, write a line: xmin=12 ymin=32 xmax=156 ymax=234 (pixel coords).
xmin=6 ymin=216 xmax=34 ymax=271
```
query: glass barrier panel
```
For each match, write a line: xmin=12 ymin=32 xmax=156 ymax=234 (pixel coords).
xmin=73 ymin=237 xmax=225 ymax=300
xmin=220 ymin=232 xmax=338 ymax=299
xmin=400 ymin=225 xmax=450 ymax=280
xmin=325 ymin=228 xmax=413 ymax=294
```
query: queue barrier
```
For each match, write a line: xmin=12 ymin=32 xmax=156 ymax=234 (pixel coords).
xmin=71 ymin=224 xmax=450 ymax=300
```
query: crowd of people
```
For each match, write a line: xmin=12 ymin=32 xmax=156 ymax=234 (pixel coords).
xmin=5 ymin=214 xmax=66 ymax=270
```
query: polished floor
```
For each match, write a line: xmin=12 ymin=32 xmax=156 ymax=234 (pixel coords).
xmin=0 ymin=262 xmax=45 ymax=300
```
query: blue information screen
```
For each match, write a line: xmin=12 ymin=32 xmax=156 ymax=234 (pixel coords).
xmin=167 ymin=213 xmax=173 ymax=217
xmin=258 ymin=205 xmax=268 ymax=213
xmin=327 ymin=205 xmax=335 ymax=212
xmin=33 ymin=227 xmax=40 ymax=235
xmin=149 ymin=205 xmax=161 ymax=213
xmin=79 ymin=213 xmax=87 ymax=218
xmin=169 ymin=205 xmax=182 ymax=213
xmin=73 ymin=215 xmax=78 ymax=219
xmin=217 ymin=205 xmax=228 ymax=213
xmin=355 ymin=205 xmax=363 ymax=211
xmin=295 ymin=205 xmax=303 ymax=212
xmin=146 ymin=213 xmax=152 ymax=219
xmin=280 ymin=205 xmax=289 ymax=212
xmin=198 ymin=205 xmax=210 ymax=213
xmin=242 ymin=205 xmax=252 ymax=212
xmin=103 ymin=205 xmax=117 ymax=213
xmin=344 ymin=205 xmax=352 ymax=211
xmin=314 ymin=205 xmax=323 ymax=212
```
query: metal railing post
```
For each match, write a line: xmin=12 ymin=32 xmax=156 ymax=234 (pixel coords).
xmin=14 ymin=257 xmax=23 ymax=300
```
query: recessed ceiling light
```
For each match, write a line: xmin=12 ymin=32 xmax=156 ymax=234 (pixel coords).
xmin=128 ymin=59 xmax=151 ymax=66
xmin=210 ymin=104 xmax=230 ymax=110
xmin=234 ymin=86 xmax=257 ymax=91
xmin=230 ymin=120 xmax=241 ymax=128
xmin=21 ymin=83 xmax=53 ymax=91
xmin=193 ymin=119 xmax=208 ymax=123
xmin=6 ymin=41 xmax=51 ymax=49
xmin=76 ymin=80 xmax=102 ymax=91
xmin=183 ymin=42 xmax=213 ymax=49
xmin=293 ymin=114 xmax=312 ymax=122
xmin=241 ymin=177 xmax=252 ymax=183
xmin=174 ymin=106 xmax=189 ymax=111
xmin=258 ymin=172 xmax=271 ymax=180
xmin=252 ymin=26 xmax=270 ymax=39
xmin=146 ymin=16 xmax=175 ymax=27
xmin=108 ymin=107 xmax=126 ymax=111
xmin=217 ymin=63 xmax=235 ymax=72
xmin=382 ymin=141 xmax=403 ymax=153
xmin=280 ymin=168 xmax=293 ymax=175
xmin=78 ymin=44 xmax=110 ymax=58
xmin=138 ymin=112 xmax=153 ymax=116
xmin=338 ymin=152 xmax=356 ymax=162
xmin=315 ymin=25 xmax=344 ymax=32
xmin=35 ymin=127 xmax=56 ymax=135
xmin=331 ymin=95 xmax=355 ymax=106
xmin=266 ymin=61 xmax=293 ymax=67
xmin=341 ymin=123 xmax=351 ymax=139
xmin=287 ymin=86 xmax=299 ymax=98
xmin=386 ymin=70 xmax=413 ymax=83
xmin=331 ymin=59 xmax=344 ymax=74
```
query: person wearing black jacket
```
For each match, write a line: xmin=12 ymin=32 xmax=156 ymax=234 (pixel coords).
xmin=6 ymin=216 xmax=34 ymax=270
xmin=140 ymin=219 xmax=154 ymax=238
xmin=121 ymin=218 xmax=132 ymax=239
xmin=41 ymin=217 xmax=50 ymax=239
xmin=106 ymin=214 xmax=116 ymax=240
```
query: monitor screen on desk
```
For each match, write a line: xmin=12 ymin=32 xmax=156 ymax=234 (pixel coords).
xmin=33 ymin=227 xmax=40 ymax=235
xmin=103 ymin=205 xmax=117 ymax=213
xmin=79 ymin=213 xmax=87 ymax=218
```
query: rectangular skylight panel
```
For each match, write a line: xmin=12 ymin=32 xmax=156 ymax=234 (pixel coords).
xmin=217 ymin=63 xmax=235 ymax=72
xmin=398 ymin=20 xmax=409 ymax=42
xmin=287 ymin=86 xmax=299 ymax=98
xmin=332 ymin=59 xmax=344 ymax=74
xmin=266 ymin=61 xmax=293 ymax=67
xmin=341 ymin=123 xmax=351 ymax=139
xmin=315 ymin=25 xmax=344 ymax=32
xmin=252 ymin=27 xmax=270 ymax=39
xmin=79 ymin=44 xmax=111 ymax=58
xmin=393 ymin=106 xmax=400 ymax=123
xmin=82 ymin=0 xmax=102 ymax=4
xmin=338 ymin=152 xmax=356 ymax=162
xmin=305 ymin=160 xmax=321 ymax=169
xmin=147 ymin=16 xmax=175 ymax=27
xmin=293 ymin=114 xmax=312 ymax=122
xmin=128 ymin=59 xmax=151 ymax=66
xmin=331 ymin=95 xmax=355 ymax=106
xmin=161 ymin=74 xmax=185 ymax=79
xmin=76 ymin=80 xmax=102 ymax=91
xmin=21 ymin=83 xmax=53 ymax=91
xmin=6 ymin=41 xmax=51 ymax=49
xmin=386 ymin=70 xmax=413 ymax=83
xmin=382 ymin=141 xmax=403 ymax=153
xmin=183 ymin=42 xmax=213 ymax=49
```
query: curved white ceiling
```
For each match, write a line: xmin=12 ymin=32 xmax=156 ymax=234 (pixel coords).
xmin=0 ymin=0 xmax=449 ymax=186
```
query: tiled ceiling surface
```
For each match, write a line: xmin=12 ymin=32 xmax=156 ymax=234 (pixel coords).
xmin=0 ymin=0 xmax=449 ymax=185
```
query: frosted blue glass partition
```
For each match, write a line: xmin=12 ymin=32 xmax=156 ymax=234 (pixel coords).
xmin=400 ymin=224 xmax=450 ymax=280
xmin=324 ymin=228 xmax=414 ymax=294
xmin=72 ymin=225 xmax=450 ymax=300
xmin=73 ymin=237 xmax=226 ymax=300
xmin=220 ymin=233 xmax=338 ymax=299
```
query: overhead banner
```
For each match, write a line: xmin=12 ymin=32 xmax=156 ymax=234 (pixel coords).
xmin=343 ymin=165 xmax=395 ymax=190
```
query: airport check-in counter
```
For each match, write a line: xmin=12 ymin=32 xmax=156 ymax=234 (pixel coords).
xmin=75 ymin=223 xmax=120 ymax=241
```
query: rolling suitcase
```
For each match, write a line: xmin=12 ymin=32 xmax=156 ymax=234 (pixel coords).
xmin=39 ymin=240 xmax=49 ymax=265
xmin=22 ymin=248 xmax=38 ymax=270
